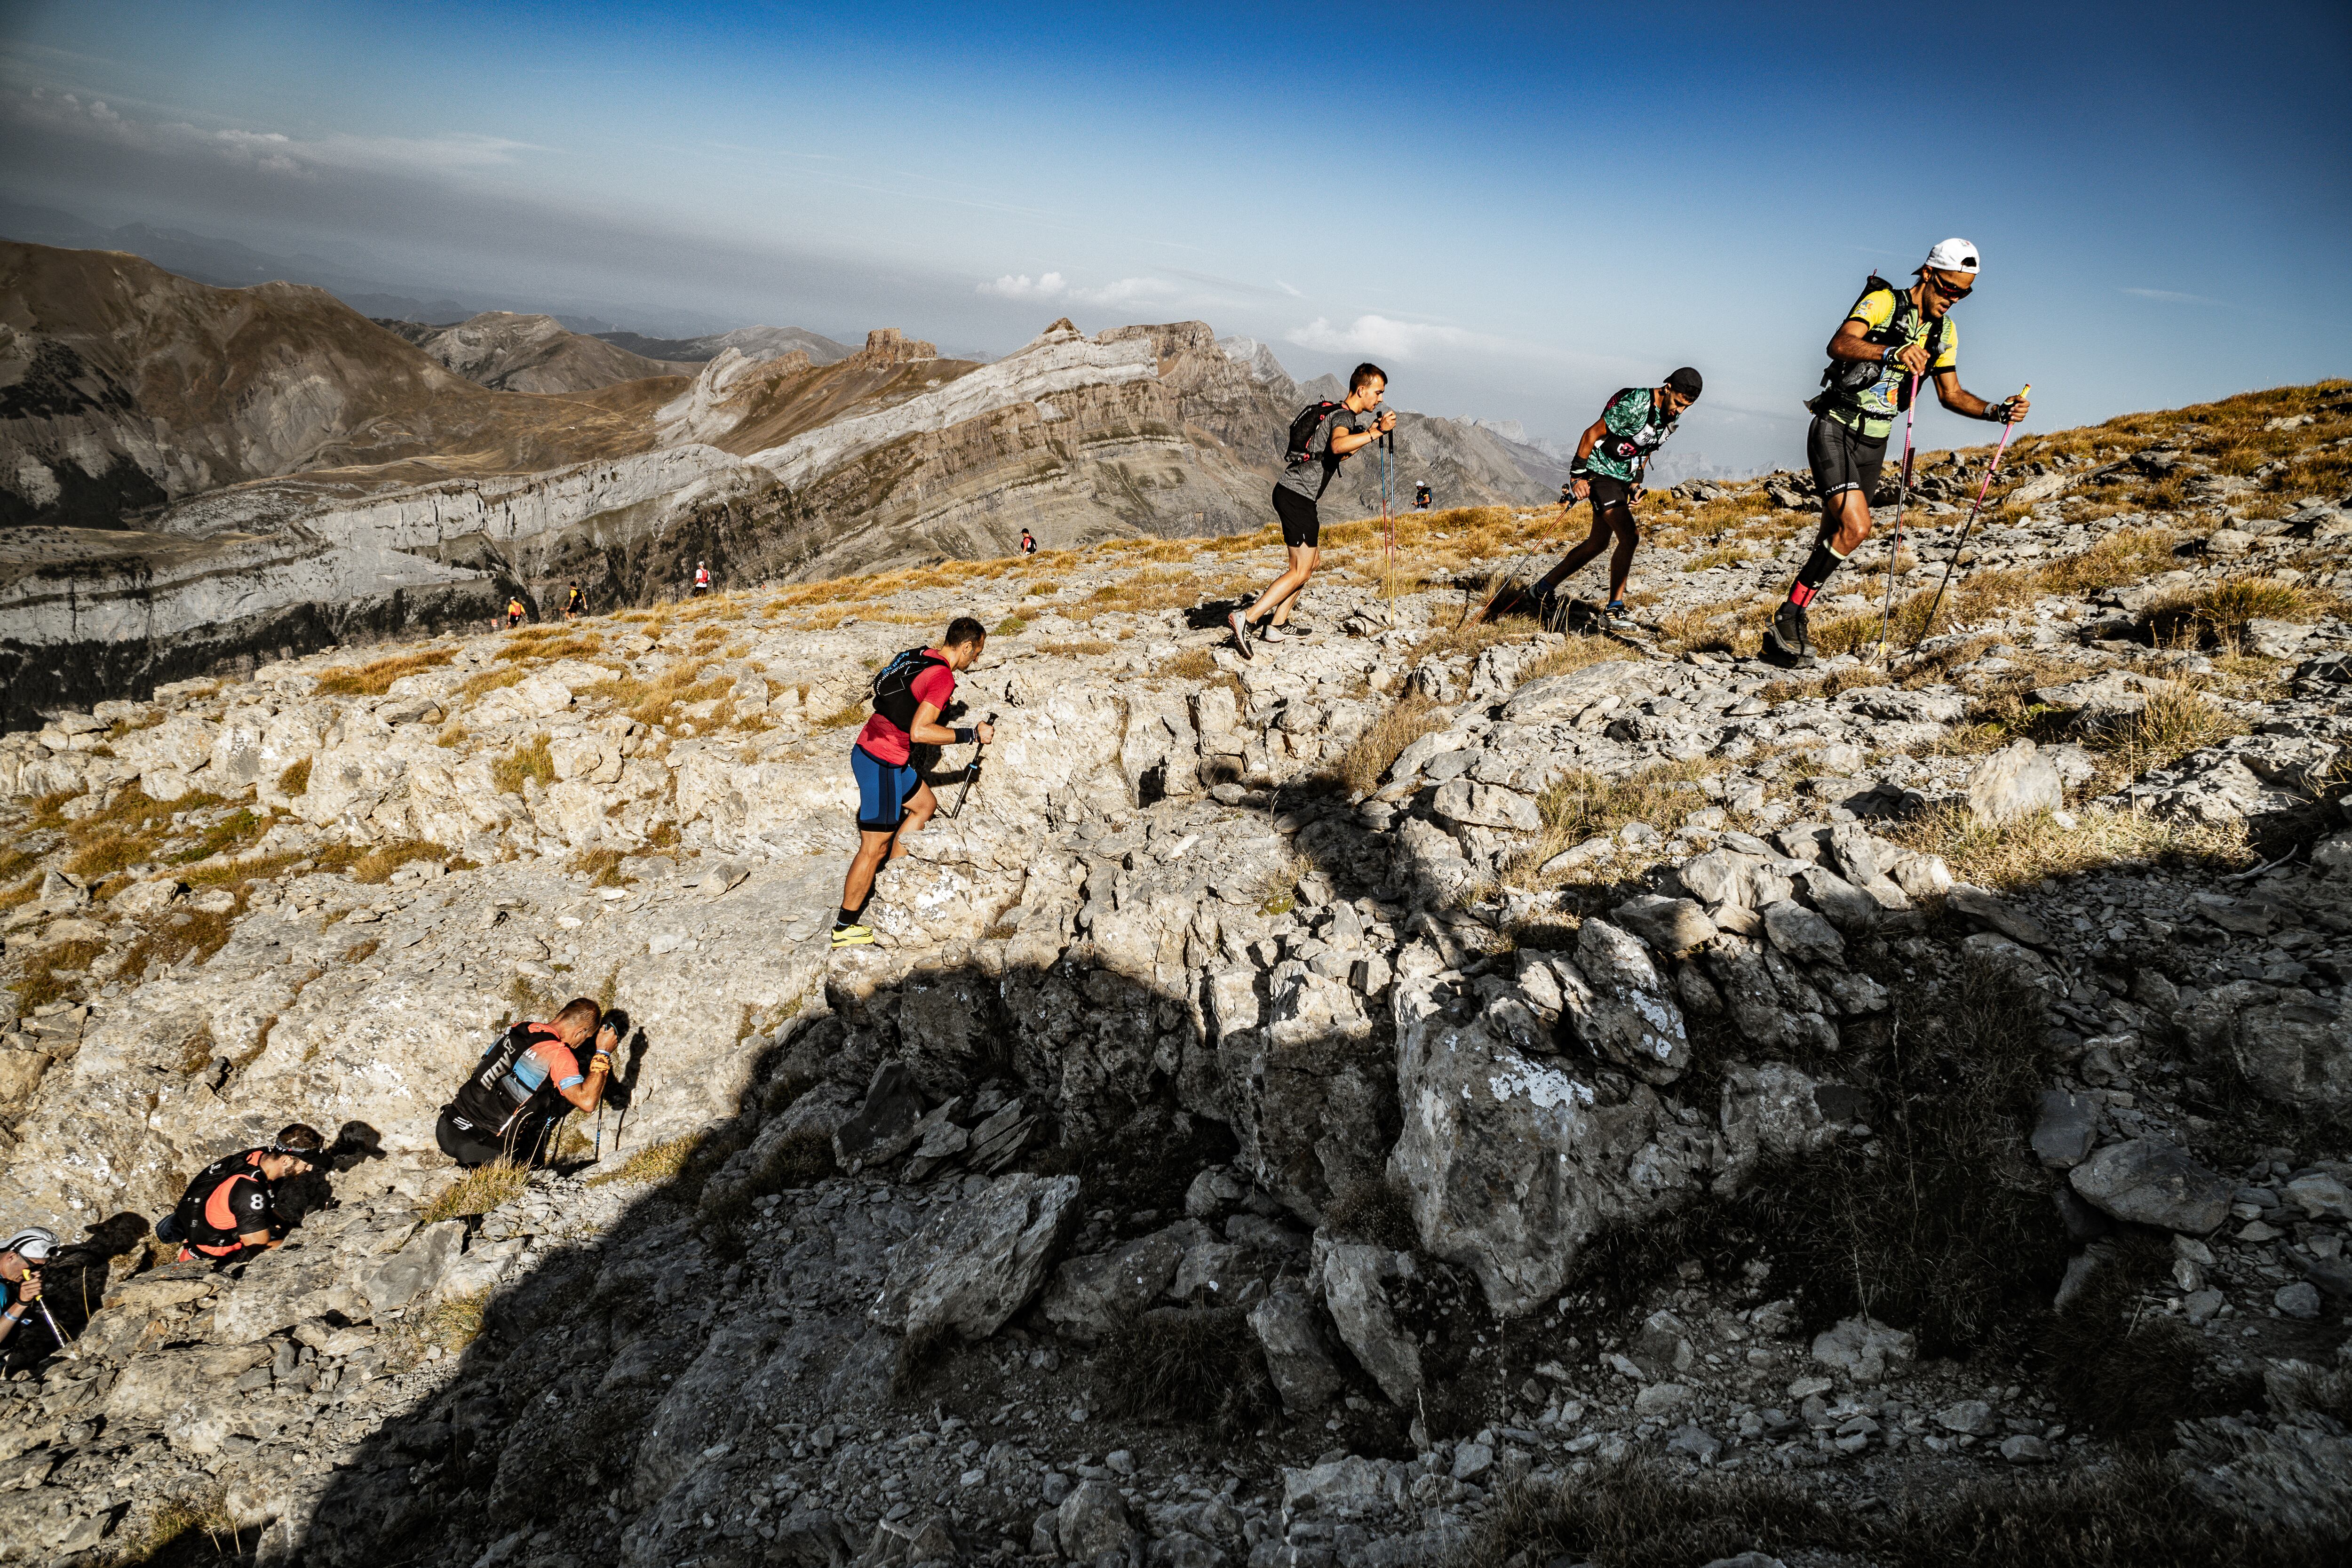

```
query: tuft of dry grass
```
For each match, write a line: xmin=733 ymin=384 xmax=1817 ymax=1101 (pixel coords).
xmin=491 ymin=734 xmax=556 ymax=795
xmin=1099 ymin=1307 xmax=1277 ymax=1434
xmin=2034 ymin=525 xmax=2181 ymax=594
xmin=1508 ymin=759 xmax=1717 ymax=888
xmin=277 ymin=756 xmax=312 ymax=796
xmin=315 ymin=647 xmax=457 ymax=696
xmin=570 ymin=847 xmax=630 ymax=887
xmin=1892 ymin=801 xmax=2254 ymax=890
xmin=586 ymin=1133 xmax=700 ymax=1187
xmin=455 ymin=665 xmax=529 ymax=702
xmin=421 ymin=1161 xmax=531 ymax=1225
xmin=10 ymin=936 xmax=108 ymax=1011
xmin=117 ymin=1486 xmax=240 ymax=1566
xmin=2142 ymin=575 xmax=2337 ymax=648
xmin=1328 ymin=691 xmax=1445 ymax=796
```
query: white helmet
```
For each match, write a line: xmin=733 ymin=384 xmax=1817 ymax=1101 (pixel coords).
xmin=1923 ymin=237 xmax=1980 ymax=274
xmin=4 ymin=1228 xmax=56 ymax=1264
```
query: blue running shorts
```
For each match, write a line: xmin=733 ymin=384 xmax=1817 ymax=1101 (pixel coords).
xmin=851 ymin=743 xmax=918 ymax=833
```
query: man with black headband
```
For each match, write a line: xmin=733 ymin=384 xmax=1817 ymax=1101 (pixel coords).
xmin=1768 ymin=239 xmax=2030 ymax=663
xmin=169 ymin=1125 xmax=326 ymax=1265
xmin=1491 ymin=368 xmax=1701 ymax=625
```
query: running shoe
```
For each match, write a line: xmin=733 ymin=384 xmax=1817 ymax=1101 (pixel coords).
xmin=1766 ymin=601 xmax=1815 ymax=663
xmin=830 ymin=923 xmax=874 ymax=949
xmin=1604 ymin=600 xmax=1632 ymax=624
xmin=1227 ymin=609 xmax=1254 ymax=661
xmin=1258 ymin=624 xmax=1292 ymax=645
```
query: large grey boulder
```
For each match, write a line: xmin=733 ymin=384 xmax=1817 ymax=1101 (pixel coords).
xmin=2030 ymin=1090 xmax=2098 ymax=1168
xmin=1610 ymin=894 xmax=1716 ymax=958
xmin=1717 ymin=1061 xmax=1854 ymax=1194
xmin=1810 ymin=1316 xmax=1915 ymax=1385
xmin=2229 ymin=994 xmax=2352 ymax=1117
xmin=1390 ymin=973 xmax=1713 ymax=1316
xmin=1760 ymin=899 xmax=1845 ymax=968
xmin=1248 ymin=1289 xmax=1344 ymax=1412
xmin=1042 ymin=1230 xmax=1186 ymax=1340
xmin=1553 ymin=919 xmax=1689 ymax=1084
xmin=872 ymin=1172 xmax=1080 ymax=1340
xmin=1968 ymin=740 xmax=2064 ymax=825
xmin=1056 ymin=1478 xmax=1143 ymax=1566
xmin=2068 ymin=1138 xmax=2233 ymax=1234
xmin=1318 ymin=1243 xmax=1422 ymax=1404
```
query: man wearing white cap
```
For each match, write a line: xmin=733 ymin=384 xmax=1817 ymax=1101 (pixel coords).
xmin=0 ymin=1229 xmax=53 ymax=1350
xmin=1768 ymin=238 xmax=2029 ymax=663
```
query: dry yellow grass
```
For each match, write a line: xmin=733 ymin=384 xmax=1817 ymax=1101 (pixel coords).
xmin=586 ymin=1133 xmax=699 ymax=1187
xmin=1893 ymin=802 xmax=2253 ymax=890
xmin=315 ymin=647 xmax=457 ymax=696
xmin=1506 ymin=758 xmax=1720 ymax=888
xmin=2142 ymin=576 xmax=2337 ymax=648
xmin=580 ymin=657 xmax=722 ymax=728
xmin=1329 ymin=692 xmax=1446 ymax=796
xmin=456 ymin=665 xmax=529 ymax=702
xmin=492 ymin=734 xmax=556 ymax=794
xmin=422 ymin=1160 xmax=532 ymax=1224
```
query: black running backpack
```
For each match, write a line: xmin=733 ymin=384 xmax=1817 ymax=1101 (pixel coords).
xmin=1810 ymin=274 xmax=1947 ymax=418
xmin=1282 ymin=400 xmax=1345 ymax=466
xmin=870 ymin=647 xmax=951 ymax=733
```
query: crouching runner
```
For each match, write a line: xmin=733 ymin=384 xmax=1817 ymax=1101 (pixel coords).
xmin=833 ymin=617 xmax=994 ymax=949
xmin=168 ymin=1124 xmax=326 ymax=1265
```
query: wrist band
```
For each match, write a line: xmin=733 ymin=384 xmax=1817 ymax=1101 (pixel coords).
xmin=954 ymin=727 xmax=977 ymax=746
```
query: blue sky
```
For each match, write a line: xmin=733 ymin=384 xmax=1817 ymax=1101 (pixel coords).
xmin=3 ymin=0 xmax=2347 ymax=470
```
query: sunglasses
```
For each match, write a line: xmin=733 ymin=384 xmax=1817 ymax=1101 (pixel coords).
xmin=1927 ymin=273 xmax=1974 ymax=300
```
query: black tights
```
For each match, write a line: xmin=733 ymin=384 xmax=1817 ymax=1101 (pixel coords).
xmin=1534 ymin=500 xmax=1637 ymax=603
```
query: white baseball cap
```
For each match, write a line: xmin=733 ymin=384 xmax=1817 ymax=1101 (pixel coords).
xmin=1924 ymin=238 xmax=1980 ymax=274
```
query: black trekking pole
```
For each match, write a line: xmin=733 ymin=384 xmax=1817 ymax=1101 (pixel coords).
xmin=946 ymin=713 xmax=998 ymax=821
xmin=1911 ymin=384 xmax=2030 ymax=651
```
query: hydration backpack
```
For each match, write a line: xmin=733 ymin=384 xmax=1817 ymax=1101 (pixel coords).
xmin=869 ymin=647 xmax=951 ymax=734
xmin=171 ymin=1150 xmax=265 ymax=1253
xmin=449 ymin=1023 xmax=570 ymax=1140
xmin=1282 ymin=401 xmax=1345 ymax=466
xmin=1809 ymin=275 xmax=1947 ymax=418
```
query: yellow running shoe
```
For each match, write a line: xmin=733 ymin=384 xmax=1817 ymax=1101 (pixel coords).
xmin=830 ymin=923 xmax=874 ymax=949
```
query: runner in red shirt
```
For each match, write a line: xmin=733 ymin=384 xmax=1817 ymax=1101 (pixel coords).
xmin=834 ymin=617 xmax=994 ymax=948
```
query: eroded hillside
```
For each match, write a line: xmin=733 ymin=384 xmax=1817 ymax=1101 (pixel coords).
xmin=0 ymin=382 xmax=2346 ymax=1567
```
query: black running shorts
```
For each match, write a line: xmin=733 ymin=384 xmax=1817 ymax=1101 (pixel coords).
xmin=1585 ymin=475 xmax=1635 ymax=513
xmin=1808 ymin=414 xmax=1887 ymax=501
xmin=1271 ymin=485 xmax=1320 ymax=549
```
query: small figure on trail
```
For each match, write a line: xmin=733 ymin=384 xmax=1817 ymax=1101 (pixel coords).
xmin=437 ymin=1000 xmax=618 ymax=1169
xmin=1230 ymin=363 xmax=1396 ymax=659
xmin=1490 ymin=368 xmax=1700 ymax=627
xmin=506 ymin=596 xmax=526 ymax=629
xmin=1019 ymin=528 xmax=1037 ymax=556
xmin=1413 ymin=480 xmax=1432 ymax=511
xmin=165 ymin=1125 xmax=326 ymax=1265
xmin=0 ymin=1230 xmax=51 ymax=1349
xmin=833 ymin=618 xmax=993 ymax=949
xmin=1767 ymin=238 xmax=2029 ymax=664
xmin=563 ymin=581 xmax=588 ymax=620
xmin=691 ymin=561 xmax=713 ymax=597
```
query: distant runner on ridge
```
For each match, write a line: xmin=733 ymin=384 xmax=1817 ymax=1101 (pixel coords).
xmin=1229 ymin=363 xmax=1396 ymax=659
xmin=1767 ymin=238 xmax=2029 ymax=663
xmin=1492 ymin=368 xmax=1701 ymax=626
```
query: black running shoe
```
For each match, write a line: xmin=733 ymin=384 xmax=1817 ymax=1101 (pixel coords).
xmin=1767 ymin=601 xmax=1814 ymax=662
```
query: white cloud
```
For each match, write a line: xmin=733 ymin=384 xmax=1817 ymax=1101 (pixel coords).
xmin=1284 ymin=314 xmax=1497 ymax=361
xmin=2 ymin=87 xmax=538 ymax=180
xmin=977 ymin=271 xmax=1066 ymax=299
xmin=1071 ymin=276 xmax=1172 ymax=306
xmin=977 ymin=271 xmax=1172 ymax=306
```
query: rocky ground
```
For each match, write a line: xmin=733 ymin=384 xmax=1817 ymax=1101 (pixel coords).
xmin=0 ymin=381 xmax=2347 ymax=1567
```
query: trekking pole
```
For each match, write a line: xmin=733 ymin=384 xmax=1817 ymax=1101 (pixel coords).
xmin=1911 ymin=385 xmax=2031 ymax=651
xmin=1870 ymin=374 xmax=1921 ymax=664
xmin=34 ymin=1299 xmax=71 ymax=1358
xmin=946 ymin=713 xmax=997 ymax=821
